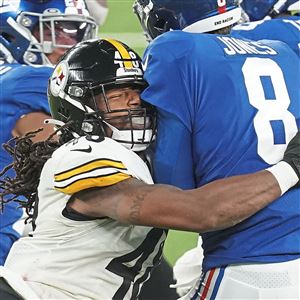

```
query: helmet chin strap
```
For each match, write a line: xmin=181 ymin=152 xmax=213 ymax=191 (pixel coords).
xmin=102 ymin=120 xmax=152 ymax=152
xmin=44 ymin=119 xmax=80 ymax=138
xmin=44 ymin=118 xmax=67 ymax=128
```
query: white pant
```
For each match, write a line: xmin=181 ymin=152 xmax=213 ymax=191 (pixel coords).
xmin=182 ymin=258 xmax=300 ymax=300
xmin=171 ymin=246 xmax=204 ymax=297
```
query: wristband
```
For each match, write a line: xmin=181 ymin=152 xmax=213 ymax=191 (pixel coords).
xmin=266 ymin=161 xmax=299 ymax=195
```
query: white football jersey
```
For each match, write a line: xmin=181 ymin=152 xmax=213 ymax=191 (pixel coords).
xmin=5 ymin=136 xmax=166 ymax=300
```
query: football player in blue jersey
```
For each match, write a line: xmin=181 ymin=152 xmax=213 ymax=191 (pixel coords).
xmin=240 ymin=0 xmax=299 ymax=21
xmin=232 ymin=0 xmax=300 ymax=56
xmin=134 ymin=0 xmax=300 ymax=298
xmin=0 ymin=0 xmax=97 ymax=266
xmin=0 ymin=38 xmax=300 ymax=299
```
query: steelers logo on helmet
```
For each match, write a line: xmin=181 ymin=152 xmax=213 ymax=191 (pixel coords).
xmin=50 ymin=61 xmax=69 ymax=97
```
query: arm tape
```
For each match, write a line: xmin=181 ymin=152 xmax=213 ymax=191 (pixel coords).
xmin=266 ymin=161 xmax=298 ymax=195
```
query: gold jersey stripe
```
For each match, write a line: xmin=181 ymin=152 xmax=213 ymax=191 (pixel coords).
xmin=104 ymin=38 xmax=133 ymax=69
xmin=54 ymin=159 xmax=127 ymax=182
xmin=55 ymin=172 xmax=131 ymax=195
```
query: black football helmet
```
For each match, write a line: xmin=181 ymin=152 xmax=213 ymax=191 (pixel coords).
xmin=133 ymin=0 xmax=242 ymax=41
xmin=48 ymin=38 xmax=156 ymax=152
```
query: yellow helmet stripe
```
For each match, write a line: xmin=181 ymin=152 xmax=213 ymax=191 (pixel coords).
xmin=104 ymin=38 xmax=133 ymax=69
xmin=54 ymin=159 xmax=127 ymax=182
xmin=55 ymin=172 xmax=131 ymax=195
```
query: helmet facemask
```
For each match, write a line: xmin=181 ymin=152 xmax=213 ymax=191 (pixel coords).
xmin=84 ymin=83 xmax=156 ymax=152
xmin=16 ymin=9 xmax=97 ymax=65
xmin=133 ymin=0 xmax=156 ymax=42
xmin=133 ymin=0 xmax=181 ymax=42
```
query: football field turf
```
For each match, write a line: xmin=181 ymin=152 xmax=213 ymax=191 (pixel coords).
xmin=99 ymin=0 xmax=198 ymax=266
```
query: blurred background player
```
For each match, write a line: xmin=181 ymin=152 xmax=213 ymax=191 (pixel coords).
xmin=240 ymin=0 xmax=300 ymax=20
xmin=0 ymin=0 xmax=97 ymax=265
xmin=232 ymin=0 xmax=300 ymax=56
xmin=1 ymin=38 xmax=299 ymax=299
xmin=133 ymin=0 xmax=300 ymax=298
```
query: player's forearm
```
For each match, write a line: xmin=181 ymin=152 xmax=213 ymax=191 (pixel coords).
xmin=69 ymin=172 xmax=281 ymax=232
xmin=116 ymin=171 xmax=282 ymax=232
xmin=190 ymin=170 xmax=282 ymax=232
xmin=69 ymin=167 xmax=295 ymax=232
xmin=70 ymin=132 xmax=300 ymax=231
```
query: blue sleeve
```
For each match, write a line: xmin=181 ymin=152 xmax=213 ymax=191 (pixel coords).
xmin=0 ymin=65 xmax=53 ymax=265
xmin=0 ymin=202 xmax=23 ymax=265
xmin=11 ymin=66 xmax=52 ymax=115
xmin=1 ymin=65 xmax=53 ymax=148
xmin=142 ymin=33 xmax=195 ymax=132
xmin=151 ymin=109 xmax=196 ymax=189
xmin=142 ymin=33 xmax=197 ymax=189
xmin=231 ymin=18 xmax=300 ymax=57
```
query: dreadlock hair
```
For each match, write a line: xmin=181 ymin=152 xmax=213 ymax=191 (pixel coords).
xmin=0 ymin=127 xmax=64 ymax=223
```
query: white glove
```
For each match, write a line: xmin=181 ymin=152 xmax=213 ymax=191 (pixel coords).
xmin=171 ymin=243 xmax=204 ymax=298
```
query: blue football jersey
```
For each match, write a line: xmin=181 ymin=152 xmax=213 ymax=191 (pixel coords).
xmin=231 ymin=16 xmax=300 ymax=56
xmin=142 ymin=31 xmax=300 ymax=272
xmin=0 ymin=62 xmax=52 ymax=265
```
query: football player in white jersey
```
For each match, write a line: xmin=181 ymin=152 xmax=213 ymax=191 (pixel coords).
xmin=0 ymin=38 xmax=300 ymax=299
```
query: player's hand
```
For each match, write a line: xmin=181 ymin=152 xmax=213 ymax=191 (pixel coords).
xmin=282 ymin=131 xmax=300 ymax=184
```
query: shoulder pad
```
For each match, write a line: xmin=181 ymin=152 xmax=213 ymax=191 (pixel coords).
xmin=52 ymin=136 xmax=152 ymax=194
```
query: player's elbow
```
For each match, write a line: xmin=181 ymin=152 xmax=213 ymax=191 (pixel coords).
xmin=197 ymin=211 xmax=242 ymax=233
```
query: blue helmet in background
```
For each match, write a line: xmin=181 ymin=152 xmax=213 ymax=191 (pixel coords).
xmin=0 ymin=0 xmax=97 ymax=65
xmin=240 ymin=0 xmax=300 ymax=21
xmin=133 ymin=0 xmax=242 ymax=41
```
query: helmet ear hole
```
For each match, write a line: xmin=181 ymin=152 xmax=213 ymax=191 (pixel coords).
xmin=1 ymin=32 xmax=15 ymax=42
xmin=147 ymin=9 xmax=179 ymax=39
xmin=154 ymin=18 xmax=168 ymax=31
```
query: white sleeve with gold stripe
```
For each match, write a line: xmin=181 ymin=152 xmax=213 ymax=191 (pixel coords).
xmin=52 ymin=136 xmax=153 ymax=195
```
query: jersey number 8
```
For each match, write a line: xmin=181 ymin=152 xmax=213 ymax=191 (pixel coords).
xmin=242 ymin=57 xmax=298 ymax=164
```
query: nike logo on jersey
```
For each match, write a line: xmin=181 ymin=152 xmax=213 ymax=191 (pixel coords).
xmin=0 ymin=66 xmax=12 ymax=75
xmin=71 ymin=145 xmax=92 ymax=153
xmin=142 ymin=55 xmax=149 ymax=71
